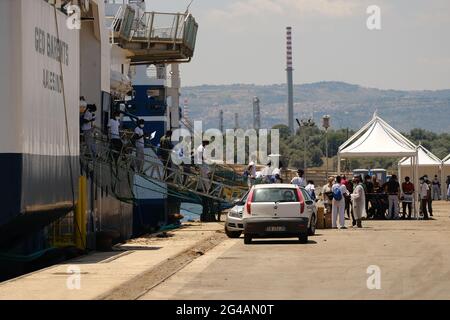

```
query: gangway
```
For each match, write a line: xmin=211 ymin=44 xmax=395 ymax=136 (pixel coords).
xmin=180 ymin=117 xmax=194 ymax=133
xmin=80 ymin=130 xmax=247 ymax=206
xmin=107 ymin=5 xmax=198 ymax=65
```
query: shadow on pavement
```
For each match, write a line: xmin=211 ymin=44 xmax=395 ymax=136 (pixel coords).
xmin=249 ymin=239 xmax=318 ymax=245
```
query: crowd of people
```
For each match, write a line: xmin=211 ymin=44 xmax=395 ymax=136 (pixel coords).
xmin=243 ymin=159 xmax=450 ymax=229
xmin=79 ymin=97 xmax=150 ymax=173
xmin=316 ymin=173 xmax=445 ymax=228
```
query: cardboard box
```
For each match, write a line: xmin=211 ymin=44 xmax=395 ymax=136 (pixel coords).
xmin=316 ymin=206 xmax=325 ymax=229
xmin=324 ymin=213 xmax=332 ymax=229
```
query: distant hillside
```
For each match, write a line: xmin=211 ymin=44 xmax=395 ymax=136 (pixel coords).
xmin=181 ymin=82 xmax=450 ymax=133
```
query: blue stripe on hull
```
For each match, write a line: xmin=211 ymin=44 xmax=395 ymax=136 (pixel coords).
xmin=0 ymin=153 xmax=79 ymax=248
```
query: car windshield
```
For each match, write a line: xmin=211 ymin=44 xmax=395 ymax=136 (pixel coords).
xmin=252 ymin=188 xmax=299 ymax=203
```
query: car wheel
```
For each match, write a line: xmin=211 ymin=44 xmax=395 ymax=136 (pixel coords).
xmin=308 ymin=214 xmax=316 ymax=236
xmin=244 ymin=234 xmax=252 ymax=244
xmin=225 ymin=227 xmax=242 ymax=238
xmin=299 ymin=233 xmax=308 ymax=244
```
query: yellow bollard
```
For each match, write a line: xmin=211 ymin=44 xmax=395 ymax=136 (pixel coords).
xmin=75 ymin=176 xmax=87 ymax=250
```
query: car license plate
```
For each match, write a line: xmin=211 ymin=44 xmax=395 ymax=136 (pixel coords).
xmin=266 ymin=226 xmax=286 ymax=232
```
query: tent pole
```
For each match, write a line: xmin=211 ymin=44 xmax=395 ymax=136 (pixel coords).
xmin=412 ymin=155 xmax=415 ymax=219
xmin=337 ymin=154 xmax=341 ymax=176
xmin=414 ymin=154 xmax=419 ymax=219
xmin=440 ymin=162 xmax=444 ymax=200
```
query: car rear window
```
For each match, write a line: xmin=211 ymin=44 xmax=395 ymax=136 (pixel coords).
xmin=252 ymin=188 xmax=299 ymax=203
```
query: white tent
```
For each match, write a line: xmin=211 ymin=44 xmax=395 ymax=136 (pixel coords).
xmin=399 ymin=145 xmax=441 ymax=166
xmin=399 ymin=145 xmax=443 ymax=199
xmin=338 ymin=114 xmax=420 ymax=217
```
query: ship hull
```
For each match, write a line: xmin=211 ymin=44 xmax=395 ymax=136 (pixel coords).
xmin=0 ymin=0 xmax=80 ymax=249
xmin=0 ymin=153 xmax=78 ymax=249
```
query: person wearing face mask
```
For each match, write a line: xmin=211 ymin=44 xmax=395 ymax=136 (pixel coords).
xmin=81 ymin=104 xmax=97 ymax=157
xmin=133 ymin=119 xmax=146 ymax=173
xmin=321 ymin=176 xmax=334 ymax=216
xmin=432 ymin=175 xmax=441 ymax=201
xmin=401 ymin=176 xmax=414 ymax=219
xmin=159 ymin=130 xmax=173 ymax=165
xmin=350 ymin=175 xmax=366 ymax=228
xmin=196 ymin=139 xmax=211 ymax=191
xmin=108 ymin=111 xmax=122 ymax=160
xmin=383 ymin=174 xmax=400 ymax=219
xmin=419 ymin=177 xmax=429 ymax=219
xmin=424 ymin=175 xmax=433 ymax=217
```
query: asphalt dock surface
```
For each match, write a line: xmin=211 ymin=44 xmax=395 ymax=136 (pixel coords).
xmin=1 ymin=201 xmax=450 ymax=300
xmin=141 ymin=201 xmax=450 ymax=300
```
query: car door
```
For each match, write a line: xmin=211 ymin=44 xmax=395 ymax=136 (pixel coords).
xmin=236 ymin=191 xmax=249 ymax=216
xmin=301 ymin=188 xmax=316 ymax=218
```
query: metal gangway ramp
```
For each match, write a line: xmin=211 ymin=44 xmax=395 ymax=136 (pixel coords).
xmin=80 ymin=131 xmax=247 ymax=206
xmin=108 ymin=4 xmax=198 ymax=64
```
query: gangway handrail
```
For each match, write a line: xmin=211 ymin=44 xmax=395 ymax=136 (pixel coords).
xmin=89 ymin=126 xmax=244 ymax=181
xmin=81 ymin=130 xmax=247 ymax=204
xmin=110 ymin=5 xmax=124 ymax=44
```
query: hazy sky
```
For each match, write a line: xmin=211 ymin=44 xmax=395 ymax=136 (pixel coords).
xmin=146 ymin=0 xmax=450 ymax=90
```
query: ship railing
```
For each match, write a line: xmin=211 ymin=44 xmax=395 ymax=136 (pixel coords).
xmin=110 ymin=5 xmax=198 ymax=57
xmin=81 ymin=130 xmax=246 ymax=204
xmin=133 ymin=11 xmax=197 ymax=52
xmin=110 ymin=5 xmax=125 ymax=44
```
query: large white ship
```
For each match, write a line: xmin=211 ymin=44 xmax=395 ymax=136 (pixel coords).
xmin=0 ymin=0 xmax=199 ymax=279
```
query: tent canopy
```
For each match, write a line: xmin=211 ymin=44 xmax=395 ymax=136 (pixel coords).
xmin=339 ymin=114 xmax=417 ymax=158
xmin=444 ymin=154 xmax=450 ymax=165
xmin=399 ymin=145 xmax=441 ymax=166
xmin=337 ymin=113 xmax=420 ymax=218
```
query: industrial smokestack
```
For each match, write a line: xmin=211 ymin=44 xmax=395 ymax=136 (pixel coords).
xmin=219 ymin=109 xmax=224 ymax=133
xmin=183 ymin=98 xmax=189 ymax=120
xmin=286 ymin=26 xmax=294 ymax=134
xmin=234 ymin=113 xmax=239 ymax=130
xmin=253 ymin=96 xmax=261 ymax=131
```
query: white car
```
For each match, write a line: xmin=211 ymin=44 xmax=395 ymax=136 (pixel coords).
xmin=242 ymin=184 xmax=317 ymax=244
xmin=224 ymin=191 xmax=249 ymax=238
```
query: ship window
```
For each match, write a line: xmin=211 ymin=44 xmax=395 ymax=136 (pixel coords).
xmin=148 ymin=104 xmax=162 ymax=110
xmin=146 ymin=89 xmax=164 ymax=101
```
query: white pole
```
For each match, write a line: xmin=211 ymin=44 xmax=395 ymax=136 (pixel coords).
xmin=337 ymin=154 xmax=341 ymax=176
xmin=411 ymin=155 xmax=415 ymax=218
xmin=414 ymin=154 xmax=419 ymax=219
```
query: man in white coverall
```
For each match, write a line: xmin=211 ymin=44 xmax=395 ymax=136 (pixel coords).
xmin=351 ymin=175 xmax=366 ymax=228
xmin=196 ymin=139 xmax=211 ymax=191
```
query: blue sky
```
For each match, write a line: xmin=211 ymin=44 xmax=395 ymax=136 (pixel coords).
xmin=146 ymin=0 xmax=450 ymax=90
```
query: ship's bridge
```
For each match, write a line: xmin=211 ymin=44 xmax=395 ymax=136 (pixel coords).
xmin=106 ymin=5 xmax=198 ymax=65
